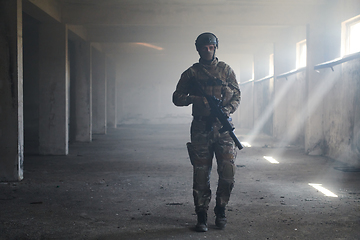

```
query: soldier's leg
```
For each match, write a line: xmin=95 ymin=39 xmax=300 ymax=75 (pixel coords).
xmin=187 ymin=142 xmax=213 ymax=232
xmin=214 ymin=134 xmax=237 ymax=229
xmin=187 ymin=120 xmax=214 ymax=232
xmin=187 ymin=142 xmax=213 ymax=213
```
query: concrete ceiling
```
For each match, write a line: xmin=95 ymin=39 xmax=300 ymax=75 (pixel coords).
xmin=59 ymin=0 xmax=329 ymax=55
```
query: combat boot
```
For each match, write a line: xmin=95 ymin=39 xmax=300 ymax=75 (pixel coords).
xmin=195 ymin=211 xmax=208 ymax=232
xmin=214 ymin=205 xmax=227 ymax=229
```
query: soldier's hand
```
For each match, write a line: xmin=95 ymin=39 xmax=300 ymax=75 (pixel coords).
xmin=222 ymin=106 xmax=230 ymax=117
xmin=191 ymin=96 xmax=209 ymax=108
xmin=221 ymin=85 xmax=233 ymax=106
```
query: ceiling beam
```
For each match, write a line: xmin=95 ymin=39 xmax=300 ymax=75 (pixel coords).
xmin=61 ymin=2 xmax=323 ymax=27
xmin=84 ymin=24 xmax=294 ymax=46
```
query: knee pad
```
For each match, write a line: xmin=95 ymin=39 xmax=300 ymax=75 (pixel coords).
xmin=193 ymin=165 xmax=211 ymax=188
xmin=221 ymin=161 xmax=235 ymax=181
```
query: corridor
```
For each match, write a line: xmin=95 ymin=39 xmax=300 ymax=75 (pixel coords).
xmin=1 ymin=1 xmax=360 ymax=239
xmin=1 ymin=124 xmax=359 ymax=239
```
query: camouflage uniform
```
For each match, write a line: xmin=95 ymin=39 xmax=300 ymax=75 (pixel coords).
xmin=173 ymin=57 xmax=241 ymax=214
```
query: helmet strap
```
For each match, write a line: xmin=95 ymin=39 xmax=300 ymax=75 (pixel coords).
xmin=212 ymin=49 xmax=216 ymax=60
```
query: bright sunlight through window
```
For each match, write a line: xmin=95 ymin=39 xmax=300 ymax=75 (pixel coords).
xmin=308 ymin=183 xmax=338 ymax=198
xmin=349 ymin=22 xmax=360 ymax=54
xmin=269 ymin=53 xmax=274 ymax=76
xmin=342 ymin=15 xmax=360 ymax=56
xmin=296 ymin=40 xmax=307 ymax=68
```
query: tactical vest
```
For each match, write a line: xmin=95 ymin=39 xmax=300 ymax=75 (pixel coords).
xmin=188 ymin=62 xmax=233 ymax=117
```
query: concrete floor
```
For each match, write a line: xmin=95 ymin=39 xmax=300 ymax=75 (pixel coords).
xmin=1 ymin=124 xmax=360 ymax=240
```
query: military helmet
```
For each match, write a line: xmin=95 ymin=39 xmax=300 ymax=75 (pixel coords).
xmin=195 ymin=32 xmax=219 ymax=51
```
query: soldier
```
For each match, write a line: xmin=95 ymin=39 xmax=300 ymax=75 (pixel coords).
xmin=172 ymin=32 xmax=241 ymax=232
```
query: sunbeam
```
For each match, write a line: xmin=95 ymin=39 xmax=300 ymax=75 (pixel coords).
xmin=277 ymin=68 xmax=340 ymax=151
xmin=244 ymin=76 xmax=298 ymax=145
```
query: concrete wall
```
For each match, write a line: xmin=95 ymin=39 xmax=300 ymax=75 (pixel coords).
xmin=253 ymin=80 xmax=273 ymax=136
xmin=272 ymin=72 xmax=306 ymax=146
xmin=38 ymin=22 xmax=69 ymax=155
xmin=106 ymin=60 xmax=117 ymax=128
xmin=0 ymin=0 xmax=24 ymax=181
xmin=241 ymin=1 xmax=360 ymax=166
xmin=304 ymin=0 xmax=360 ymax=164
xmin=238 ymin=26 xmax=305 ymax=139
xmin=91 ymin=47 xmax=107 ymax=134
xmin=23 ymin=1 xmax=95 ymax=156
xmin=68 ymin=34 xmax=92 ymax=143
xmin=23 ymin=13 xmax=40 ymax=155
xmin=321 ymin=59 xmax=360 ymax=164
xmin=237 ymin=82 xmax=253 ymax=130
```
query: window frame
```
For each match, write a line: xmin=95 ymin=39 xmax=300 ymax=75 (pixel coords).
xmin=341 ymin=14 xmax=360 ymax=56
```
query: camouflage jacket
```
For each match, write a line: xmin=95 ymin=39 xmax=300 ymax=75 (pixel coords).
xmin=173 ymin=57 xmax=241 ymax=117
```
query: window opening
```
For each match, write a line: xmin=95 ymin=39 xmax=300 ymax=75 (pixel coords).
xmin=341 ymin=15 xmax=360 ymax=56
xmin=296 ymin=40 xmax=307 ymax=68
xmin=269 ymin=53 xmax=274 ymax=76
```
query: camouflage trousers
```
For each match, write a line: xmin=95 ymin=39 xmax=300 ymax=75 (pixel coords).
xmin=187 ymin=117 xmax=237 ymax=213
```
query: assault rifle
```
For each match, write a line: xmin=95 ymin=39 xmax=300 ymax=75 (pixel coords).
xmin=192 ymin=79 xmax=243 ymax=150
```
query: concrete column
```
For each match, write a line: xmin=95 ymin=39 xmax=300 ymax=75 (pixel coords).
xmin=237 ymin=56 xmax=254 ymax=129
xmin=106 ymin=59 xmax=117 ymax=128
xmin=116 ymin=64 xmax=124 ymax=126
xmin=305 ymin=22 xmax=326 ymax=155
xmin=23 ymin=13 xmax=40 ymax=155
xmin=353 ymin=70 xmax=360 ymax=156
xmin=38 ymin=22 xmax=69 ymax=155
xmin=92 ymin=48 xmax=107 ymax=134
xmin=73 ymin=40 xmax=92 ymax=142
xmin=238 ymin=82 xmax=254 ymax=129
xmin=0 ymin=0 xmax=23 ymax=181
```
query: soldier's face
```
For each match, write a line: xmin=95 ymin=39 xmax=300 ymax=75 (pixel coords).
xmin=199 ymin=44 xmax=215 ymax=61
